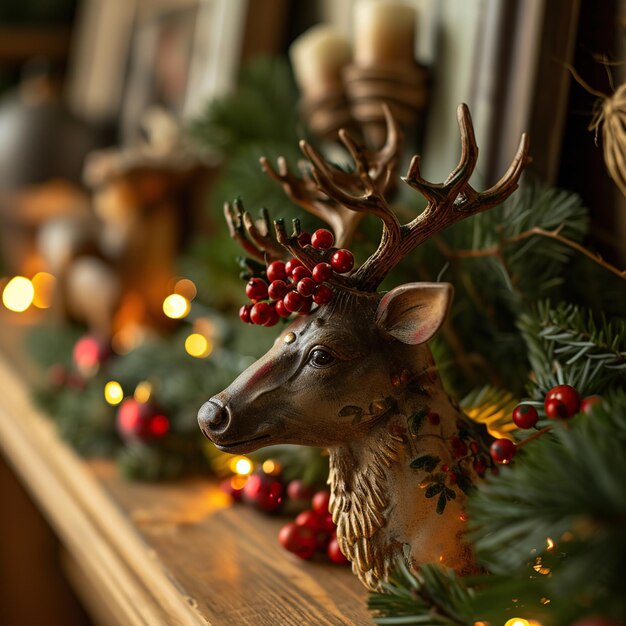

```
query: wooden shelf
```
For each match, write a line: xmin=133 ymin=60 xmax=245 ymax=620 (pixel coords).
xmin=0 ymin=327 xmax=370 ymax=625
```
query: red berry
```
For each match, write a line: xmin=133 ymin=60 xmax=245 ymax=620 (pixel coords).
xmin=512 ymin=404 xmax=539 ymax=429
xmin=250 ymin=301 xmax=271 ymax=325
xmin=117 ymin=399 xmax=170 ymax=442
xmin=286 ymin=480 xmax=314 ymax=501
xmin=545 ymin=398 xmax=570 ymax=420
xmin=297 ymin=297 xmax=313 ymax=315
xmin=327 ymin=537 xmax=349 ymax=564
xmin=544 ymin=384 xmax=580 ymax=418
xmin=312 ymin=262 xmax=333 ymax=283
xmin=243 ymin=472 xmax=284 ymax=513
xmin=428 ymin=411 xmax=440 ymax=425
xmin=311 ymin=229 xmax=334 ymax=250
xmin=581 ymin=395 xmax=602 ymax=414
xmin=473 ymin=459 xmax=487 ymax=476
xmin=297 ymin=277 xmax=316 ymax=297
xmin=268 ymin=279 xmax=288 ymax=300
xmin=285 ymin=258 xmax=303 ymax=276
xmin=490 ymin=438 xmax=516 ymax=464
xmin=320 ymin=512 xmax=336 ymax=534
xmin=266 ymin=261 xmax=287 ymax=282
xmin=275 ymin=300 xmax=291 ymax=318
xmin=330 ymin=249 xmax=354 ymax=274
xmin=313 ymin=284 xmax=333 ymax=305
xmin=291 ymin=265 xmax=312 ymax=283
xmin=239 ymin=305 xmax=252 ymax=324
xmin=283 ymin=291 xmax=304 ymax=313
xmin=73 ymin=335 xmax=110 ymax=375
xmin=263 ymin=305 xmax=279 ymax=327
xmin=278 ymin=523 xmax=316 ymax=559
xmin=298 ymin=232 xmax=312 ymax=246
xmin=295 ymin=510 xmax=323 ymax=532
xmin=312 ymin=490 xmax=331 ymax=515
xmin=451 ymin=436 xmax=468 ymax=459
xmin=246 ymin=278 xmax=268 ymax=301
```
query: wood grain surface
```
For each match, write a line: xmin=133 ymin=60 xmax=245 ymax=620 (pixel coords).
xmin=0 ymin=320 xmax=371 ymax=625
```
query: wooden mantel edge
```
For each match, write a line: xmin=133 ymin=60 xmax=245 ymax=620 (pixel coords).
xmin=0 ymin=351 xmax=208 ymax=626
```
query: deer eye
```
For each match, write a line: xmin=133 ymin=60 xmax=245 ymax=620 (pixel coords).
xmin=308 ymin=348 xmax=335 ymax=368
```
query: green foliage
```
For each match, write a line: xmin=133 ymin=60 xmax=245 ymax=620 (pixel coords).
xmin=518 ymin=301 xmax=626 ymax=398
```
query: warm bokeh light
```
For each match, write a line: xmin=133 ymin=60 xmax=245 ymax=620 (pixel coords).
xmin=262 ymin=459 xmax=282 ymax=475
xmin=134 ymin=381 xmax=153 ymax=404
xmin=104 ymin=381 xmax=124 ymax=405
xmin=2 ymin=276 xmax=35 ymax=312
xmin=162 ymin=294 xmax=190 ymax=319
xmin=229 ymin=456 xmax=253 ymax=476
xmin=32 ymin=272 xmax=56 ymax=309
xmin=112 ymin=324 xmax=147 ymax=355
xmin=230 ymin=475 xmax=248 ymax=491
xmin=185 ymin=333 xmax=213 ymax=358
xmin=174 ymin=278 xmax=197 ymax=301
xmin=546 ymin=537 xmax=555 ymax=551
xmin=504 ymin=619 xmax=530 ymax=626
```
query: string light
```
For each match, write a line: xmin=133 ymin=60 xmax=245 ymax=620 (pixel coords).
xmin=134 ymin=381 xmax=153 ymax=404
xmin=229 ymin=456 xmax=253 ymax=476
xmin=162 ymin=294 xmax=190 ymax=319
xmin=546 ymin=537 xmax=555 ymax=551
xmin=104 ymin=381 xmax=124 ymax=405
xmin=504 ymin=619 xmax=530 ymax=626
xmin=185 ymin=333 xmax=213 ymax=358
xmin=32 ymin=272 xmax=56 ymax=309
xmin=262 ymin=460 xmax=281 ymax=475
xmin=2 ymin=276 xmax=34 ymax=312
xmin=174 ymin=278 xmax=197 ymax=300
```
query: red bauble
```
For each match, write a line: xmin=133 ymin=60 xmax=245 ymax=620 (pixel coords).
xmin=286 ymin=479 xmax=314 ymax=501
xmin=245 ymin=277 xmax=268 ymax=301
xmin=489 ymin=438 xmax=516 ymax=464
xmin=320 ymin=512 xmax=336 ymax=534
xmin=311 ymin=229 xmax=334 ymax=250
xmin=545 ymin=398 xmax=570 ymax=420
xmin=263 ymin=305 xmax=279 ymax=327
xmin=283 ymin=291 xmax=304 ymax=313
xmin=117 ymin=399 xmax=170 ymax=442
xmin=250 ymin=301 xmax=272 ymax=325
xmin=278 ymin=523 xmax=316 ymax=560
xmin=275 ymin=300 xmax=291 ymax=318
xmin=312 ymin=262 xmax=333 ymax=283
xmin=285 ymin=258 xmax=303 ymax=276
xmin=544 ymin=384 xmax=580 ymax=418
xmin=73 ymin=335 xmax=110 ymax=376
xmin=291 ymin=265 xmax=312 ymax=283
xmin=313 ymin=284 xmax=333 ymax=305
xmin=239 ymin=305 xmax=252 ymax=324
xmin=330 ymin=249 xmax=354 ymax=274
xmin=268 ymin=279 xmax=288 ymax=300
xmin=242 ymin=472 xmax=284 ymax=513
xmin=297 ymin=277 xmax=316 ymax=297
xmin=581 ymin=395 xmax=602 ymax=414
xmin=295 ymin=510 xmax=322 ymax=532
xmin=266 ymin=260 xmax=287 ymax=282
xmin=327 ymin=537 xmax=349 ymax=564
xmin=512 ymin=404 xmax=539 ymax=429
xmin=312 ymin=490 xmax=331 ymax=515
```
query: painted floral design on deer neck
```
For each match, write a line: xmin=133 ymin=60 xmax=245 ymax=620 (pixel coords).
xmin=198 ymin=104 xmax=529 ymax=590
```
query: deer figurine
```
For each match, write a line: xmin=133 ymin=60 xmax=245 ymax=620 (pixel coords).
xmin=198 ymin=104 xmax=529 ymax=590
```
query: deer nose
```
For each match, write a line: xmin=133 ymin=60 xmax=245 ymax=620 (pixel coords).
xmin=198 ymin=399 xmax=230 ymax=438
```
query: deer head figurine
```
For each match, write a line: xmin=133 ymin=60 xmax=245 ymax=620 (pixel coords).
xmin=198 ymin=104 xmax=529 ymax=590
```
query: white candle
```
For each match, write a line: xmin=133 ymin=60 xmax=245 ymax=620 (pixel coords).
xmin=354 ymin=0 xmax=416 ymax=66
xmin=290 ymin=25 xmax=352 ymax=98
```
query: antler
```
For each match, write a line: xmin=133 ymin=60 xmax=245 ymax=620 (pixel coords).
xmin=224 ymin=199 xmax=285 ymax=263
xmin=260 ymin=106 xmax=401 ymax=248
xmin=273 ymin=103 xmax=529 ymax=292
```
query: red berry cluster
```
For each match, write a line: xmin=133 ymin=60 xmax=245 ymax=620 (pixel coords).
xmin=490 ymin=384 xmax=602 ymax=465
xmin=279 ymin=490 xmax=348 ymax=564
xmin=239 ymin=229 xmax=355 ymax=326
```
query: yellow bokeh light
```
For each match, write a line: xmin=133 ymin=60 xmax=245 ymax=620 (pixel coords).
xmin=185 ymin=333 xmax=213 ymax=358
xmin=504 ymin=619 xmax=530 ymax=626
xmin=134 ymin=381 xmax=153 ymax=404
xmin=174 ymin=278 xmax=197 ymax=301
xmin=32 ymin=272 xmax=56 ymax=309
xmin=162 ymin=294 xmax=190 ymax=319
xmin=229 ymin=456 xmax=253 ymax=476
xmin=546 ymin=537 xmax=555 ymax=551
xmin=262 ymin=459 xmax=282 ymax=475
xmin=104 ymin=381 xmax=124 ymax=405
xmin=2 ymin=276 xmax=34 ymax=312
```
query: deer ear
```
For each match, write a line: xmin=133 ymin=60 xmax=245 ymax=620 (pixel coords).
xmin=375 ymin=283 xmax=453 ymax=345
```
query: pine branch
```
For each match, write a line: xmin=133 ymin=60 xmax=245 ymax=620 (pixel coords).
xmin=368 ymin=562 xmax=476 ymax=626
xmin=518 ymin=301 xmax=626 ymax=397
